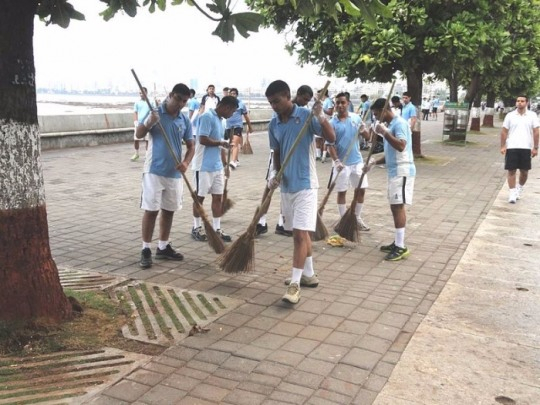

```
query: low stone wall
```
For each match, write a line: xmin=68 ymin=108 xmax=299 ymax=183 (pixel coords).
xmin=39 ymin=111 xmax=272 ymax=150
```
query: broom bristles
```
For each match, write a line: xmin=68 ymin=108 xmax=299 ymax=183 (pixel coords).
xmin=311 ymin=212 xmax=329 ymax=241
xmin=218 ymin=224 xmax=256 ymax=273
xmin=202 ymin=215 xmax=225 ymax=254
xmin=242 ymin=133 xmax=253 ymax=154
xmin=334 ymin=205 xmax=360 ymax=242
xmin=222 ymin=197 xmax=235 ymax=215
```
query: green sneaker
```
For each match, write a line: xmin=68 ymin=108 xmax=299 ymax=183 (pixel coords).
xmin=384 ymin=245 xmax=410 ymax=261
xmin=379 ymin=241 xmax=396 ymax=253
xmin=284 ymin=274 xmax=319 ymax=288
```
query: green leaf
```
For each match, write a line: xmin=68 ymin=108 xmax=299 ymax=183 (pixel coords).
xmin=230 ymin=12 xmax=264 ymax=38
xmin=212 ymin=19 xmax=235 ymax=42
xmin=121 ymin=0 xmax=138 ymax=17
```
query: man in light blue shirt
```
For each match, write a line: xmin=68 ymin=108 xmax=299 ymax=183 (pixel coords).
xmin=364 ymin=98 xmax=416 ymax=262
xmin=327 ymin=92 xmax=371 ymax=231
xmin=265 ymin=80 xmax=336 ymax=305
xmin=401 ymin=91 xmax=417 ymax=131
xmin=135 ymin=83 xmax=194 ymax=269
xmin=225 ymin=88 xmax=254 ymax=169
xmin=191 ymin=96 xmax=238 ymax=243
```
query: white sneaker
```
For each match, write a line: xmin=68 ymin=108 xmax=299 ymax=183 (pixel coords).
xmin=508 ymin=189 xmax=517 ymax=204
xmin=229 ymin=161 xmax=237 ymax=169
xmin=130 ymin=153 xmax=139 ymax=162
xmin=357 ymin=217 xmax=370 ymax=231
xmin=282 ymin=282 xmax=301 ymax=304
xmin=516 ymin=186 xmax=524 ymax=200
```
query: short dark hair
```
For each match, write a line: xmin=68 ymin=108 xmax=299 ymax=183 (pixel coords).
xmin=344 ymin=92 xmax=351 ymax=100
xmin=266 ymin=80 xmax=290 ymax=97
xmin=371 ymin=98 xmax=387 ymax=110
xmin=189 ymin=88 xmax=196 ymax=97
xmin=318 ymin=89 xmax=329 ymax=97
xmin=229 ymin=87 xmax=239 ymax=95
xmin=219 ymin=95 xmax=239 ymax=109
xmin=171 ymin=83 xmax=190 ymax=97
xmin=402 ymin=91 xmax=411 ymax=97
xmin=516 ymin=95 xmax=529 ymax=101
xmin=335 ymin=92 xmax=348 ymax=100
xmin=207 ymin=84 xmax=215 ymax=90
xmin=296 ymin=85 xmax=313 ymax=98
xmin=223 ymin=87 xmax=229 ymax=91
xmin=391 ymin=95 xmax=400 ymax=103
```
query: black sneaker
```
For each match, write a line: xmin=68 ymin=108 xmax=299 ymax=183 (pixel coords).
xmin=379 ymin=241 xmax=396 ymax=253
xmin=384 ymin=245 xmax=410 ymax=261
xmin=191 ymin=226 xmax=207 ymax=242
xmin=256 ymin=223 xmax=268 ymax=236
xmin=216 ymin=229 xmax=232 ymax=242
xmin=275 ymin=224 xmax=293 ymax=237
xmin=155 ymin=243 xmax=184 ymax=261
xmin=140 ymin=247 xmax=153 ymax=269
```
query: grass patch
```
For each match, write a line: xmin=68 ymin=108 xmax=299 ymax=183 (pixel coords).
xmin=0 ymin=289 xmax=164 ymax=357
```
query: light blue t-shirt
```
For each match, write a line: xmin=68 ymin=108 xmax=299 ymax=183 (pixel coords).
xmin=193 ymin=109 xmax=225 ymax=172
xmin=144 ymin=103 xmax=193 ymax=179
xmin=269 ymin=105 xmax=322 ymax=193
xmin=226 ymin=99 xmax=248 ymax=129
xmin=323 ymin=97 xmax=334 ymax=114
xmin=384 ymin=116 xmax=416 ymax=178
xmin=187 ymin=98 xmax=200 ymax=113
xmin=401 ymin=102 xmax=417 ymax=122
xmin=134 ymin=99 xmax=153 ymax=123
xmin=328 ymin=113 xmax=363 ymax=165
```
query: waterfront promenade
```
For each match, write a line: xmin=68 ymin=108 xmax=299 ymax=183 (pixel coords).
xmin=41 ymin=117 xmax=539 ymax=404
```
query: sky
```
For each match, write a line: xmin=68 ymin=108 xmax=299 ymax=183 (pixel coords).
xmin=33 ymin=0 xmax=347 ymax=96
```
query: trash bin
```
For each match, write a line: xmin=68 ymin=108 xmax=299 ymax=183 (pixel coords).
xmin=442 ymin=102 xmax=470 ymax=142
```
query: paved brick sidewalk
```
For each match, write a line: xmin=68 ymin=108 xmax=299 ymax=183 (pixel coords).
xmin=42 ymin=118 xmax=508 ymax=404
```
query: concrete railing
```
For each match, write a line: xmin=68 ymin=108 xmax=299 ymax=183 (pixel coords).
xmin=39 ymin=110 xmax=273 ymax=150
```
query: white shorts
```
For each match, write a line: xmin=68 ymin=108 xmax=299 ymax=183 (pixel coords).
xmin=333 ymin=163 xmax=368 ymax=193
xmin=134 ymin=127 xmax=149 ymax=141
xmin=194 ymin=170 xmax=225 ymax=196
xmin=140 ymin=173 xmax=183 ymax=211
xmin=387 ymin=176 xmax=415 ymax=205
xmin=281 ymin=189 xmax=317 ymax=232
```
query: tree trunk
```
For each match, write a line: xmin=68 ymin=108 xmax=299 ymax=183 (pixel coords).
xmin=469 ymin=90 xmax=482 ymax=131
xmin=448 ymin=77 xmax=459 ymax=102
xmin=482 ymin=92 xmax=496 ymax=127
xmin=406 ymin=68 xmax=423 ymax=157
xmin=0 ymin=0 xmax=72 ymax=324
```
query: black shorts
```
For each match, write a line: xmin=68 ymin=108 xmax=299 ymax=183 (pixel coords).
xmin=505 ymin=149 xmax=532 ymax=171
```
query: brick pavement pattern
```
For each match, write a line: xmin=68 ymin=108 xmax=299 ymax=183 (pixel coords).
xmin=42 ymin=119 xmax=507 ymax=404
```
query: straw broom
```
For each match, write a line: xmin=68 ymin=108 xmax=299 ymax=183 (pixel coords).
xmin=311 ymin=109 xmax=371 ymax=241
xmin=221 ymin=138 xmax=234 ymax=215
xmin=219 ymin=81 xmax=331 ymax=274
xmin=242 ymin=131 xmax=253 ymax=154
xmin=131 ymin=69 xmax=225 ymax=254
xmin=334 ymin=79 xmax=396 ymax=242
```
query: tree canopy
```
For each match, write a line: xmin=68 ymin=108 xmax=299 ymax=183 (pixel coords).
xmin=36 ymin=0 xmax=388 ymax=42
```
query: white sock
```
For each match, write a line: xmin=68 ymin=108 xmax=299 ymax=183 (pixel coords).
xmin=395 ymin=228 xmax=405 ymax=248
xmin=193 ymin=217 xmax=201 ymax=228
xmin=338 ymin=204 xmax=347 ymax=217
xmin=290 ymin=267 xmax=304 ymax=285
xmin=259 ymin=214 xmax=267 ymax=226
xmin=316 ymin=148 xmax=322 ymax=158
xmin=278 ymin=214 xmax=284 ymax=226
xmin=142 ymin=242 xmax=151 ymax=249
xmin=213 ymin=217 xmax=221 ymax=231
xmin=158 ymin=240 xmax=168 ymax=250
xmin=303 ymin=257 xmax=314 ymax=277
xmin=355 ymin=203 xmax=363 ymax=217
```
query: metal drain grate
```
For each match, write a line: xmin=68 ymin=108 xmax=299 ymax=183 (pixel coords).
xmin=113 ymin=282 xmax=244 ymax=346
xmin=59 ymin=268 xmax=125 ymax=291
xmin=0 ymin=348 xmax=149 ymax=405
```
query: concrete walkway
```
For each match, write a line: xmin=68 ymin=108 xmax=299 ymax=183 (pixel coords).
xmin=41 ymin=116 xmax=539 ymax=404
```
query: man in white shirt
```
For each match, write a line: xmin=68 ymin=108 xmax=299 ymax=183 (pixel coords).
xmin=500 ymin=95 xmax=539 ymax=203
